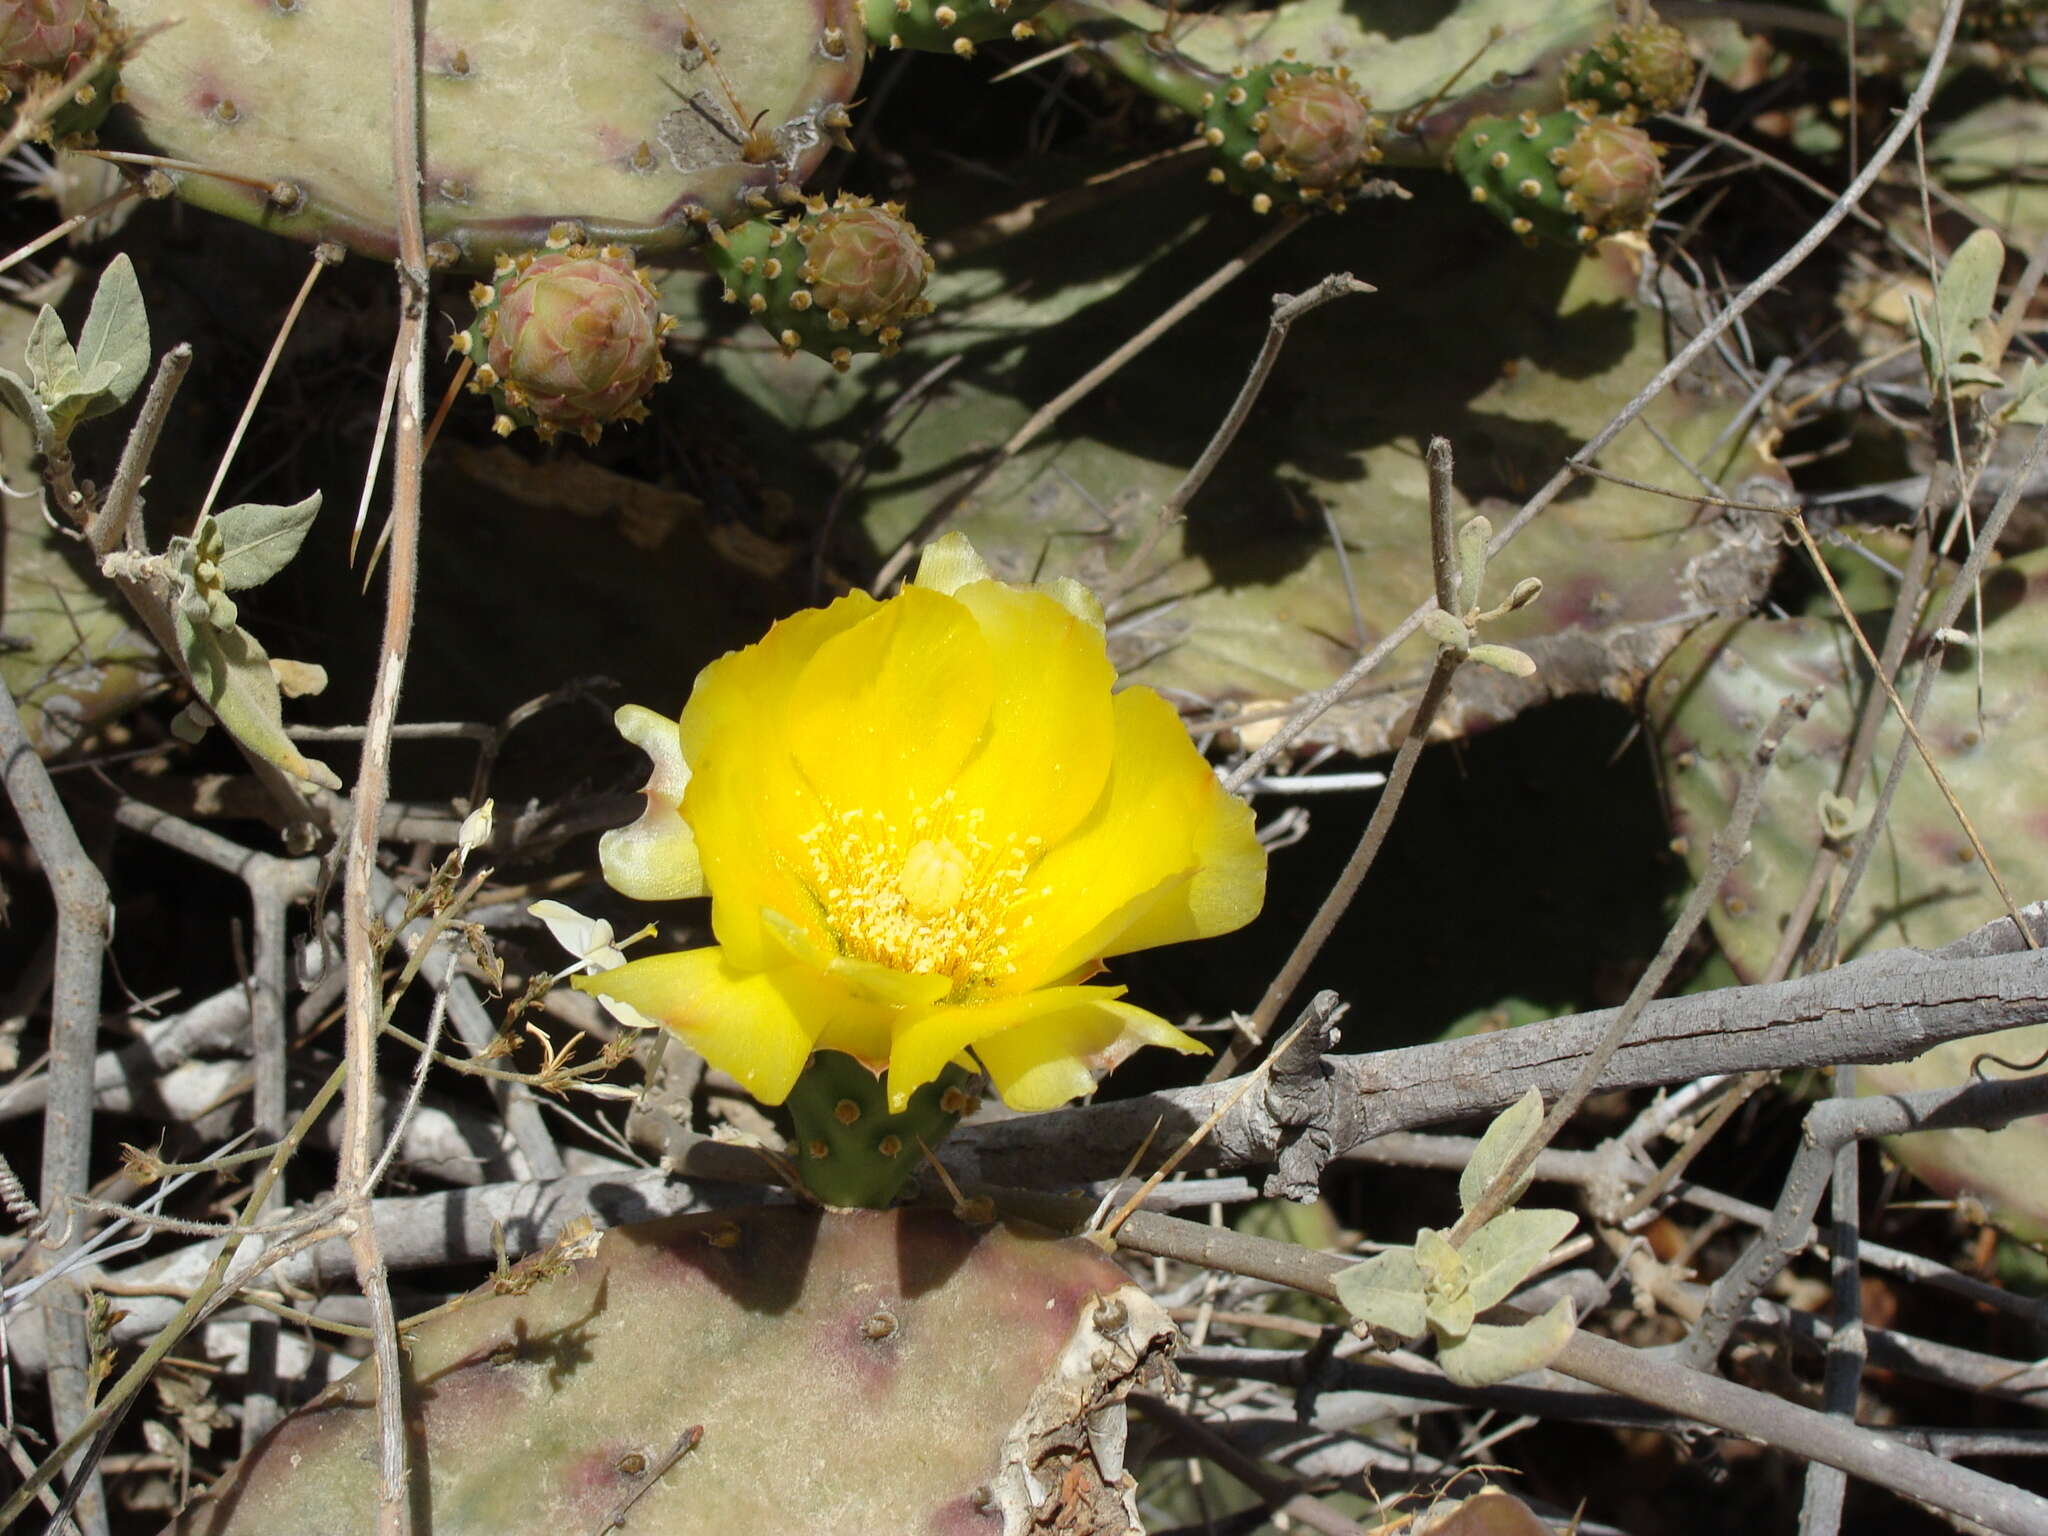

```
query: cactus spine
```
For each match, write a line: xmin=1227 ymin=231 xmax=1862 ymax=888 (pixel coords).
xmin=708 ymin=194 xmax=935 ymax=370
xmin=1200 ymin=60 xmax=1382 ymax=214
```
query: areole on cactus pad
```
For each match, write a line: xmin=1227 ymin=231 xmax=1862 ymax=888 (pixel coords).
xmin=107 ymin=0 xmax=865 ymax=263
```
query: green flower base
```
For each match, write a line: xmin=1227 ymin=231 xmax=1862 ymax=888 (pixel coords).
xmin=784 ymin=1051 xmax=976 ymax=1208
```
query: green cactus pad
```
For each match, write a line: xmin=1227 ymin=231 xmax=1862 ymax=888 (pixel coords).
xmin=1199 ymin=61 xmax=1381 ymax=214
xmin=708 ymin=194 xmax=934 ymax=370
xmin=682 ymin=175 xmax=1784 ymax=760
xmin=1649 ymin=550 xmax=2048 ymax=1238
xmin=1562 ymin=17 xmax=1696 ymax=120
xmin=110 ymin=0 xmax=866 ymax=264
xmin=1453 ymin=106 xmax=1659 ymax=246
xmin=785 ymin=1050 xmax=977 ymax=1207
xmin=167 ymin=1207 xmax=1177 ymax=1536
xmin=454 ymin=235 xmax=676 ymax=442
xmin=863 ymin=0 xmax=1052 ymax=55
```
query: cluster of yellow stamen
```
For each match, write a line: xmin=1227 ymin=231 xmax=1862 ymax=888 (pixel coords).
xmin=797 ymin=797 xmax=1043 ymax=993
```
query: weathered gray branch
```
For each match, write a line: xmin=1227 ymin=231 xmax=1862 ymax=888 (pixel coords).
xmin=954 ymin=904 xmax=2048 ymax=1189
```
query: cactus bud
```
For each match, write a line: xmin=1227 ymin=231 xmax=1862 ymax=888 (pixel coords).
xmin=1 ymin=0 xmax=119 ymax=135
xmin=1202 ymin=61 xmax=1380 ymax=213
xmin=456 ymin=243 xmax=673 ymax=443
xmin=1564 ymin=16 xmax=1696 ymax=121
xmin=709 ymin=195 xmax=935 ymax=371
xmin=1555 ymin=115 xmax=1663 ymax=236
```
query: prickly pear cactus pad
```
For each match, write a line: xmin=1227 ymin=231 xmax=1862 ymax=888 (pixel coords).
xmin=167 ymin=1207 xmax=1178 ymax=1536
xmin=455 ymin=237 xmax=676 ymax=441
xmin=1648 ymin=551 xmax=2048 ymax=1236
xmin=686 ymin=181 xmax=1782 ymax=758
xmin=1067 ymin=0 xmax=1617 ymax=137
xmin=110 ymin=0 xmax=865 ymax=263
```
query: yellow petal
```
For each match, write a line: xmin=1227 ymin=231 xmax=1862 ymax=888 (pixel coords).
xmin=680 ymin=595 xmax=878 ymax=967
xmin=977 ymin=999 xmax=1205 ymax=1111
xmin=597 ymin=705 xmax=705 ymax=901
xmin=944 ymin=578 xmax=1115 ymax=849
xmin=572 ymin=948 xmax=886 ymax=1105
xmin=1002 ymin=685 xmax=1265 ymax=989
xmin=959 ymin=995 xmax=1207 ymax=1111
xmin=912 ymin=531 xmax=992 ymax=594
xmin=786 ymin=586 xmax=995 ymax=821
xmin=886 ymin=985 xmax=1125 ymax=1111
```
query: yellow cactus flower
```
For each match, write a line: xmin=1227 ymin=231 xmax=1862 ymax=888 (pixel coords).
xmin=576 ymin=534 xmax=1266 ymax=1113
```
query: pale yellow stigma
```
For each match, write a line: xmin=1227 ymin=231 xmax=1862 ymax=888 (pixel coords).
xmin=799 ymin=801 xmax=1040 ymax=991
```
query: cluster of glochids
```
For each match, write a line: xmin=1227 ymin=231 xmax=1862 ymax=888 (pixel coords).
xmin=867 ymin=0 xmax=1054 ymax=56
xmin=706 ymin=194 xmax=937 ymax=371
xmin=1198 ymin=58 xmax=1383 ymax=215
xmin=0 ymin=0 xmax=122 ymax=138
xmin=452 ymin=226 xmax=677 ymax=444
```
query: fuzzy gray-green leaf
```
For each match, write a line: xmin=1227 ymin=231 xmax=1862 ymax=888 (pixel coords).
xmin=72 ymin=253 xmax=152 ymax=421
xmin=212 ymin=494 xmax=322 ymax=590
xmin=172 ymin=608 xmax=341 ymax=790
xmin=1332 ymin=1246 xmax=1427 ymax=1339
xmin=1436 ymin=1296 xmax=1576 ymax=1388
xmin=1463 ymin=1207 xmax=1577 ymax=1312
xmin=1460 ymin=1087 xmax=1545 ymax=1215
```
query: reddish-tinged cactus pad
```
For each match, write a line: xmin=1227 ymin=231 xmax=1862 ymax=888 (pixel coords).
xmin=455 ymin=238 xmax=675 ymax=442
xmin=167 ymin=1207 xmax=1176 ymax=1536
xmin=110 ymin=0 xmax=865 ymax=263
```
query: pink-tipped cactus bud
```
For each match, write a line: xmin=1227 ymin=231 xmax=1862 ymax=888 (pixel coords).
xmin=1555 ymin=116 xmax=1662 ymax=237
xmin=798 ymin=196 xmax=934 ymax=333
xmin=1258 ymin=66 xmax=1378 ymax=197
xmin=457 ymin=242 xmax=674 ymax=443
xmin=0 ymin=0 xmax=106 ymax=82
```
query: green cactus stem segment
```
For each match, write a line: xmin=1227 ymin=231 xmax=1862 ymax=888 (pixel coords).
xmin=862 ymin=0 xmax=1053 ymax=54
xmin=1452 ymin=105 xmax=1660 ymax=247
xmin=1199 ymin=60 xmax=1381 ymax=214
xmin=1562 ymin=14 xmax=1695 ymax=121
xmin=707 ymin=193 xmax=934 ymax=370
xmin=453 ymin=230 xmax=676 ymax=443
xmin=785 ymin=1050 xmax=976 ymax=1208
xmin=1 ymin=0 xmax=120 ymax=138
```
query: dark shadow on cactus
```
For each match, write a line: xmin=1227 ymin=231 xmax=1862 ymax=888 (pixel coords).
xmin=895 ymin=1206 xmax=983 ymax=1298
xmin=1342 ymin=0 xmax=1465 ymax=41
xmin=618 ymin=1208 xmax=821 ymax=1317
